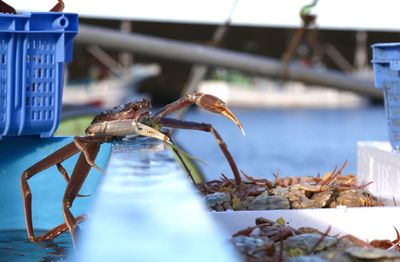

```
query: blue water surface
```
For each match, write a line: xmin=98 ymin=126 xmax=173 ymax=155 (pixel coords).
xmin=175 ymin=106 xmax=387 ymax=180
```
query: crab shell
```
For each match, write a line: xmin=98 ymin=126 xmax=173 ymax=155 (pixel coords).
xmin=90 ymin=99 xmax=152 ymax=125
xmin=85 ymin=99 xmax=153 ymax=137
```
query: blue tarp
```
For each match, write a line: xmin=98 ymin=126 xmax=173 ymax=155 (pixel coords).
xmin=0 ymin=136 xmax=111 ymax=230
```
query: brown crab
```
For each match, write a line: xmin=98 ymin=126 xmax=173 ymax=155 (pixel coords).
xmin=0 ymin=0 xmax=64 ymax=13
xmin=20 ymin=93 xmax=244 ymax=247
xmin=272 ymin=162 xmax=382 ymax=209
xmin=233 ymin=217 xmax=400 ymax=262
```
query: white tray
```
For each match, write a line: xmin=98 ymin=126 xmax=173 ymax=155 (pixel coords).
xmin=210 ymin=207 xmax=400 ymax=241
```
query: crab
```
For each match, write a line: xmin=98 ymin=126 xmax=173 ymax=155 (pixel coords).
xmin=271 ymin=162 xmax=382 ymax=209
xmin=20 ymin=93 xmax=244 ymax=247
xmin=0 ymin=0 xmax=64 ymax=13
xmin=233 ymin=218 xmax=400 ymax=262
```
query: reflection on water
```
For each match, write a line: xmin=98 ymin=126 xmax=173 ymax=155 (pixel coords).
xmin=0 ymin=230 xmax=72 ymax=262
xmin=175 ymin=107 xmax=387 ymax=180
xmin=110 ymin=136 xmax=179 ymax=177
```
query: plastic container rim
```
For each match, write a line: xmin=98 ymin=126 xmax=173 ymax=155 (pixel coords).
xmin=0 ymin=12 xmax=78 ymax=17
xmin=371 ymin=42 xmax=400 ymax=48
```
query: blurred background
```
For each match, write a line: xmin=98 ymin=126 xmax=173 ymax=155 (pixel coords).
xmin=14 ymin=0 xmax=397 ymax=180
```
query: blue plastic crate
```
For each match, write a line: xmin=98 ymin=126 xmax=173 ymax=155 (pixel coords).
xmin=371 ymin=43 xmax=400 ymax=88
xmin=372 ymin=43 xmax=400 ymax=150
xmin=0 ymin=12 xmax=78 ymax=139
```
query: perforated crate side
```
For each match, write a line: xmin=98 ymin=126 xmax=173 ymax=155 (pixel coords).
xmin=0 ymin=33 xmax=14 ymax=139
xmin=372 ymin=43 xmax=400 ymax=149
xmin=19 ymin=34 xmax=64 ymax=137
xmin=0 ymin=12 xmax=78 ymax=138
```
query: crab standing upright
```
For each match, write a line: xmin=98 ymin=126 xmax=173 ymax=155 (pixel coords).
xmin=20 ymin=93 xmax=244 ymax=247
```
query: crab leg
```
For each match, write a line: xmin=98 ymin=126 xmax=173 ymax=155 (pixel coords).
xmin=0 ymin=0 xmax=64 ymax=13
xmin=0 ymin=0 xmax=16 ymax=13
xmin=73 ymin=136 xmax=106 ymax=173
xmin=154 ymin=93 xmax=245 ymax=135
xmin=57 ymin=163 xmax=71 ymax=183
xmin=50 ymin=0 xmax=65 ymax=12
xmin=20 ymin=136 xmax=106 ymax=243
xmin=21 ymin=142 xmax=82 ymax=242
xmin=159 ymin=118 xmax=242 ymax=184
xmin=63 ymin=142 xmax=100 ymax=248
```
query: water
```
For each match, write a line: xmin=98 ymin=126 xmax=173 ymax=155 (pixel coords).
xmin=0 ymin=230 xmax=72 ymax=262
xmin=175 ymin=106 xmax=388 ymax=180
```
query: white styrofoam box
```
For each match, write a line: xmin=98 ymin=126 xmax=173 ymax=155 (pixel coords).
xmin=357 ymin=141 xmax=400 ymax=204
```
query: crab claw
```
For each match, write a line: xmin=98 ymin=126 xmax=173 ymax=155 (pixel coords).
xmin=132 ymin=122 xmax=172 ymax=144
xmin=194 ymin=93 xmax=245 ymax=135
xmin=86 ymin=120 xmax=171 ymax=144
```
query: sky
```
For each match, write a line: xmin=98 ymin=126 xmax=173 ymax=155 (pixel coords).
xmin=9 ymin=0 xmax=400 ymax=31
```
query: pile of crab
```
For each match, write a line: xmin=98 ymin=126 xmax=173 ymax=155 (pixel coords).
xmin=200 ymin=161 xmax=383 ymax=211
xmin=232 ymin=217 xmax=400 ymax=262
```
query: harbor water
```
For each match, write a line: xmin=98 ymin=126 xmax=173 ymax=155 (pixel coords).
xmin=176 ymin=106 xmax=387 ymax=181
xmin=0 ymin=230 xmax=72 ymax=262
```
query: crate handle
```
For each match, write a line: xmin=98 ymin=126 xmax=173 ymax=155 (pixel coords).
xmin=53 ymin=15 xmax=69 ymax=29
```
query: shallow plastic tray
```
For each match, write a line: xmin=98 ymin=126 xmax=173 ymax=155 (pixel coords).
xmin=211 ymin=208 xmax=400 ymax=241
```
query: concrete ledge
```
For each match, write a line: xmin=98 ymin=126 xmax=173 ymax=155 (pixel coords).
xmin=76 ymin=137 xmax=239 ymax=262
xmin=357 ymin=141 xmax=400 ymax=203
